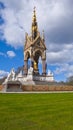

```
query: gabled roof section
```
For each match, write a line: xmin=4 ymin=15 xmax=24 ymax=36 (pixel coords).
xmin=24 ymin=34 xmax=32 ymax=50
xmin=31 ymin=33 xmax=46 ymax=49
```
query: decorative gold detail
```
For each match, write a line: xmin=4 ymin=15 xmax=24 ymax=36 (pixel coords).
xmin=31 ymin=7 xmax=38 ymax=39
xmin=32 ymin=7 xmax=36 ymax=24
xmin=34 ymin=61 xmax=38 ymax=70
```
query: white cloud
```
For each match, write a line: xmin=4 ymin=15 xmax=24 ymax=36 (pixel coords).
xmin=46 ymin=43 xmax=73 ymax=64
xmin=0 ymin=0 xmax=73 ymax=80
xmin=0 ymin=51 xmax=16 ymax=58
xmin=7 ymin=51 xmax=16 ymax=58
xmin=1 ymin=8 xmax=25 ymax=48
xmin=54 ymin=64 xmax=73 ymax=78
xmin=0 ymin=70 xmax=9 ymax=78
xmin=0 ymin=0 xmax=73 ymax=47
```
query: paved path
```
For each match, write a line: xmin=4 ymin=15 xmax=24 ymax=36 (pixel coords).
xmin=1 ymin=91 xmax=73 ymax=93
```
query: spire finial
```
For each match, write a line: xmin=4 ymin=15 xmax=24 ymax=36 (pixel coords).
xmin=42 ymin=30 xmax=45 ymax=41
xmin=32 ymin=6 xmax=36 ymax=22
xmin=34 ymin=6 xmax=36 ymax=12
xmin=31 ymin=7 xmax=38 ymax=40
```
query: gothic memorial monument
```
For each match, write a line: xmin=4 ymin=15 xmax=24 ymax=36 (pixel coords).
xmin=2 ymin=8 xmax=54 ymax=92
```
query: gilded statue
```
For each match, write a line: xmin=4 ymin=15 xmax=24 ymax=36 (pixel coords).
xmin=34 ymin=61 xmax=38 ymax=70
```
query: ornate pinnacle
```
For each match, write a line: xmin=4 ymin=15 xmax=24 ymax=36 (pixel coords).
xmin=42 ymin=30 xmax=45 ymax=41
xmin=31 ymin=7 xmax=38 ymax=40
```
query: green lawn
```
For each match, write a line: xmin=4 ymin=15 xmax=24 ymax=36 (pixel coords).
xmin=0 ymin=93 xmax=73 ymax=130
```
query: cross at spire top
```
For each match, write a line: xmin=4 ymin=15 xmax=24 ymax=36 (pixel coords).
xmin=34 ymin=6 xmax=36 ymax=12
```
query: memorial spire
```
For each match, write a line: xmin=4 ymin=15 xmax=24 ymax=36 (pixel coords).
xmin=31 ymin=7 xmax=38 ymax=40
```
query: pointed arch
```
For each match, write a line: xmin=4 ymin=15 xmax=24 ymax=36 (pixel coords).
xmin=25 ymin=51 xmax=30 ymax=60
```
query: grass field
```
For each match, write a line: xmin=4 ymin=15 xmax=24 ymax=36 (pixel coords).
xmin=0 ymin=93 xmax=73 ymax=130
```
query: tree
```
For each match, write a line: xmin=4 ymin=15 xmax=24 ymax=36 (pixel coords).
xmin=66 ymin=76 xmax=73 ymax=85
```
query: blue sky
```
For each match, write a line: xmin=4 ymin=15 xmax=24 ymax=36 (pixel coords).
xmin=0 ymin=0 xmax=73 ymax=81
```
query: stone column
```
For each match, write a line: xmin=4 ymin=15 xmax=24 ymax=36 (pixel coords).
xmin=24 ymin=60 xmax=28 ymax=75
xmin=42 ymin=59 xmax=46 ymax=75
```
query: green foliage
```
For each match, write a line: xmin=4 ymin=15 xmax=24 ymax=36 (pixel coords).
xmin=67 ymin=81 xmax=73 ymax=86
xmin=66 ymin=76 xmax=73 ymax=85
xmin=0 ymin=93 xmax=73 ymax=130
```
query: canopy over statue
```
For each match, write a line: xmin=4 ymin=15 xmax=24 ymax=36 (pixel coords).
xmin=24 ymin=7 xmax=46 ymax=76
